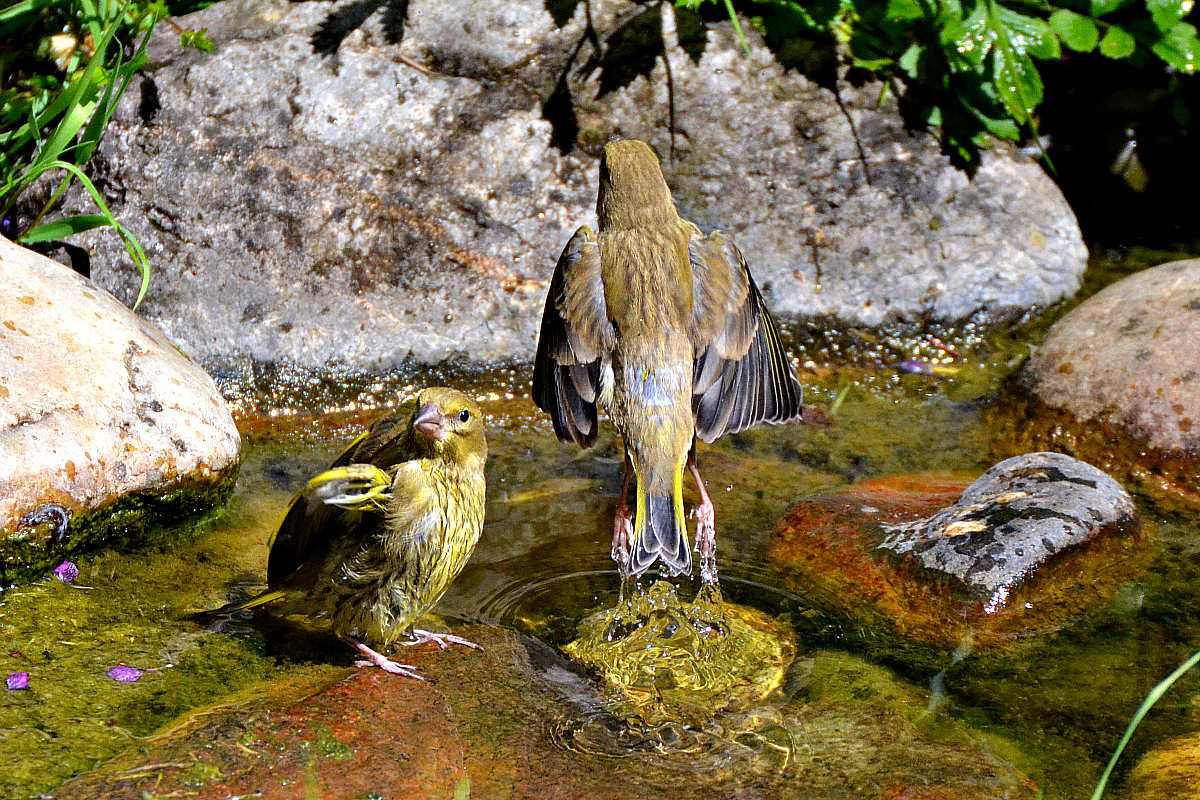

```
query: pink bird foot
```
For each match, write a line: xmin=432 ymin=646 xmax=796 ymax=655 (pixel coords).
xmin=404 ymin=628 xmax=481 ymax=650
xmin=341 ymin=635 xmax=425 ymax=679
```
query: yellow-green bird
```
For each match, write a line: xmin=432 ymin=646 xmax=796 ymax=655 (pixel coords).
xmin=219 ymin=387 xmax=487 ymax=678
xmin=533 ymin=139 xmax=807 ymax=583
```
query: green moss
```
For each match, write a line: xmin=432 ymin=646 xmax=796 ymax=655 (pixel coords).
xmin=1 ymin=463 xmax=240 ymax=585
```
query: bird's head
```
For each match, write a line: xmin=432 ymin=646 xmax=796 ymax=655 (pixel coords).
xmin=597 ymin=139 xmax=677 ymax=230
xmin=410 ymin=387 xmax=487 ymax=465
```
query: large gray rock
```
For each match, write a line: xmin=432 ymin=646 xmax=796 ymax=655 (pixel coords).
xmin=0 ymin=236 xmax=241 ymax=575
xmin=65 ymin=0 xmax=1086 ymax=369
xmin=1024 ymin=258 xmax=1200 ymax=454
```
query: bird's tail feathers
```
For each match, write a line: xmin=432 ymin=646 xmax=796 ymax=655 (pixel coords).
xmin=629 ymin=462 xmax=692 ymax=578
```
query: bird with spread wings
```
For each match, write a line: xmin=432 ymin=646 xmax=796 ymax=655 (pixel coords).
xmin=533 ymin=139 xmax=812 ymax=584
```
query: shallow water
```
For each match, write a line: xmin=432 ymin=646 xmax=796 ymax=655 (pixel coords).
xmin=3 ymin=246 xmax=1200 ymax=798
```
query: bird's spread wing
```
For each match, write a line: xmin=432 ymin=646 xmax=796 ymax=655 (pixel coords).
xmin=267 ymin=412 xmax=411 ymax=585
xmin=532 ymin=225 xmax=614 ymax=447
xmin=688 ymin=229 xmax=803 ymax=442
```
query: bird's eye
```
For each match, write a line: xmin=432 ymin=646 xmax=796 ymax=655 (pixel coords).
xmin=459 ymin=409 xmax=471 ymax=423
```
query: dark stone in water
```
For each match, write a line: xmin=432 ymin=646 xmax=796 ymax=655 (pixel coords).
xmin=877 ymin=452 xmax=1139 ymax=613
xmin=767 ymin=458 xmax=1147 ymax=654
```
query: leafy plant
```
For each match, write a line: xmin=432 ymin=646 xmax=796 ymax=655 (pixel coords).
xmin=680 ymin=0 xmax=1198 ymax=167
xmin=0 ymin=1 xmax=175 ymax=308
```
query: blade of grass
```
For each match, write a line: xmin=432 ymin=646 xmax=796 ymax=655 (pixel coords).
xmin=1090 ymin=648 xmax=1200 ymax=800
xmin=19 ymin=214 xmax=113 ymax=243
xmin=722 ymin=0 xmax=752 ymax=57
xmin=18 ymin=159 xmax=151 ymax=308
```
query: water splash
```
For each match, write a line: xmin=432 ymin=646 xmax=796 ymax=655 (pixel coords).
xmin=563 ymin=580 xmax=795 ymax=729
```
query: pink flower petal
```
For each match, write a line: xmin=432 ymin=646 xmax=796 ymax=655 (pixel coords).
xmin=107 ymin=665 xmax=144 ymax=683
xmin=52 ymin=561 xmax=79 ymax=584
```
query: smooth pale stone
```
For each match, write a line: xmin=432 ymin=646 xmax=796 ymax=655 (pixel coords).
xmin=0 ymin=235 xmax=241 ymax=550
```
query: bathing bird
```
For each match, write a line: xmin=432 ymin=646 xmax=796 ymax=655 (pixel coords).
xmin=533 ymin=139 xmax=807 ymax=583
xmin=207 ymin=386 xmax=486 ymax=679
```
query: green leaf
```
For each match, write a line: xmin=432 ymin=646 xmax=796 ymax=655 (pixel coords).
xmin=19 ymin=214 xmax=111 ymax=244
xmin=988 ymin=6 xmax=1045 ymax=123
xmin=1050 ymin=9 xmax=1100 ymax=51
xmin=885 ymin=0 xmax=924 ymax=22
xmin=1099 ymin=25 xmax=1137 ymax=57
xmin=1151 ymin=21 xmax=1200 ymax=72
xmin=998 ymin=6 xmax=1060 ymax=59
xmin=946 ymin=3 xmax=990 ymax=68
xmin=1089 ymin=0 xmax=1136 ymax=15
xmin=180 ymin=28 xmax=215 ymax=53
xmin=1147 ymin=0 xmax=1190 ymax=33
xmin=898 ymin=42 xmax=923 ymax=77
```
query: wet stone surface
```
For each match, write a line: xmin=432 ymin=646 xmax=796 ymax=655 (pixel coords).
xmin=878 ymin=452 xmax=1140 ymax=612
xmin=768 ymin=464 xmax=1148 ymax=656
xmin=1006 ymin=258 xmax=1200 ymax=512
xmin=50 ymin=624 xmax=1039 ymax=800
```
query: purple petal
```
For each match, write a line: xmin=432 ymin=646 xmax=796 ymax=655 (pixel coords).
xmin=895 ymin=359 xmax=935 ymax=375
xmin=107 ymin=665 xmax=144 ymax=683
xmin=52 ymin=561 xmax=79 ymax=584
xmin=6 ymin=672 xmax=29 ymax=691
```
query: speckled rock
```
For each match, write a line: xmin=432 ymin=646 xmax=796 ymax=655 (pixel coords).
xmin=767 ymin=461 xmax=1146 ymax=654
xmin=878 ymin=452 xmax=1139 ymax=612
xmin=51 ymin=625 xmax=1037 ymax=800
xmin=0 ymin=236 xmax=241 ymax=577
xmin=1025 ymin=259 xmax=1200 ymax=453
xmin=60 ymin=0 xmax=1086 ymax=370
xmin=999 ymin=258 xmax=1200 ymax=511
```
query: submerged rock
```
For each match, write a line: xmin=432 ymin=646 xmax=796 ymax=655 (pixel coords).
xmin=0 ymin=237 xmax=241 ymax=580
xmin=62 ymin=0 xmax=1085 ymax=370
xmin=1126 ymin=731 xmax=1200 ymax=800
xmin=1007 ymin=258 xmax=1200 ymax=512
xmin=768 ymin=455 xmax=1145 ymax=655
xmin=51 ymin=624 xmax=1037 ymax=799
xmin=878 ymin=452 xmax=1139 ymax=613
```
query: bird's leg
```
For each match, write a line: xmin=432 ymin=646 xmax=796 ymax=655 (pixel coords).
xmin=611 ymin=450 xmax=634 ymax=577
xmin=404 ymin=628 xmax=481 ymax=650
xmin=688 ymin=453 xmax=718 ymax=585
xmin=340 ymin=634 xmax=425 ymax=679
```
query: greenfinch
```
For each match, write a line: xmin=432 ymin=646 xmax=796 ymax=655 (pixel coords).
xmin=533 ymin=139 xmax=806 ymax=583
xmin=218 ymin=387 xmax=487 ymax=678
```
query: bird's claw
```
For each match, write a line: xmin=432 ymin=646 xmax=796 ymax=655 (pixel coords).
xmin=354 ymin=658 xmax=426 ymax=680
xmin=342 ymin=634 xmax=426 ymax=679
xmin=405 ymin=628 xmax=481 ymax=650
xmin=308 ymin=465 xmax=393 ymax=511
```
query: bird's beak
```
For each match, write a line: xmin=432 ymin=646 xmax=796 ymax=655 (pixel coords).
xmin=413 ymin=403 xmax=447 ymax=442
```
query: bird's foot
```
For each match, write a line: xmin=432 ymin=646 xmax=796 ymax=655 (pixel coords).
xmin=404 ymin=629 xmax=481 ymax=650
xmin=18 ymin=504 xmax=72 ymax=544
xmin=611 ymin=506 xmax=633 ymax=577
xmin=341 ymin=635 xmax=425 ymax=679
xmin=691 ymin=501 xmax=718 ymax=585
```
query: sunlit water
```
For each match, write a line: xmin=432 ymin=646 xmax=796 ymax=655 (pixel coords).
xmin=3 ymin=245 xmax=1200 ymax=798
